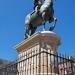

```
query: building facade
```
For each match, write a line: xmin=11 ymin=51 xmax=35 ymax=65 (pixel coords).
xmin=0 ymin=61 xmax=17 ymax=75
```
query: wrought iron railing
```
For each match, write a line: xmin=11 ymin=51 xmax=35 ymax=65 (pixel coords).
xmin=0 ymin=50 xmax=75 ymax=75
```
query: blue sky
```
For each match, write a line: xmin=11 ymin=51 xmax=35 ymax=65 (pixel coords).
xmin=0 ymin=0 xmax=75 ymax=60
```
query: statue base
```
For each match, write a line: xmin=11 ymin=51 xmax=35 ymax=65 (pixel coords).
xmin=16 ymin=31 xmax=61 ymax=75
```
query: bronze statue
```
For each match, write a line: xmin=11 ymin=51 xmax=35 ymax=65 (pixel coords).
xmin=24 ymin=0 xmax=57 ymax=39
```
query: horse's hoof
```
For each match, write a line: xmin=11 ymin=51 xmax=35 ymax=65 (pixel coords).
xmin=54 ymin=18 xmax=57 ymax=22
xmin=49 ymin=26 xmax=54 ymax=31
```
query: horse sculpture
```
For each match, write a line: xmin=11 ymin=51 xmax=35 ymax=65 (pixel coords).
xmin=24 ymin=0 xmax=57 ymax=39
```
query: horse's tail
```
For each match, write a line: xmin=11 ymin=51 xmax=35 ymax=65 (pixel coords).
xmin=49 ymin=17 xmax=57 ymax=31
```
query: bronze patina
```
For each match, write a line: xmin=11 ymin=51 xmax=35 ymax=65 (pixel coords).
xmin=24 ymin=0 xmax=57 ymax=39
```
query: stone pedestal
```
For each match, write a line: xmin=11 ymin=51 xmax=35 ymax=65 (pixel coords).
xmin=16 ymin=31 xmax=60 ymax=75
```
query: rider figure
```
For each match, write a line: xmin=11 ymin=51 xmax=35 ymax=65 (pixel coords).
xmin=34 ymin=0 xmax=42 ymax=13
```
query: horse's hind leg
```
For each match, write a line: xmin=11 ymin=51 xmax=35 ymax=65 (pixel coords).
xmin=49 ymin=17 xmax=57 ymax=31
xmin=42 ymin=12 xmax=46 ymax=31
xmin=31 ymin=27 xmax=37 ymax=36
xmin=24 ymin=24 xmax=30 ymax=39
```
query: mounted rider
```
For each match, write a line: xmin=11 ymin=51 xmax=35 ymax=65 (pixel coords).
xmin=33 ymin=0 xmax=42 ymax=13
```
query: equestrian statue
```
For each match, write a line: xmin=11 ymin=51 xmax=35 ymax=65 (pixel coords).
xmin=24 ymin=0 xmax=57 ymax=39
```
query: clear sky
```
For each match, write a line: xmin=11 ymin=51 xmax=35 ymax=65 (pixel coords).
xmin=0 ymin=0 xmax=75 ymax=60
